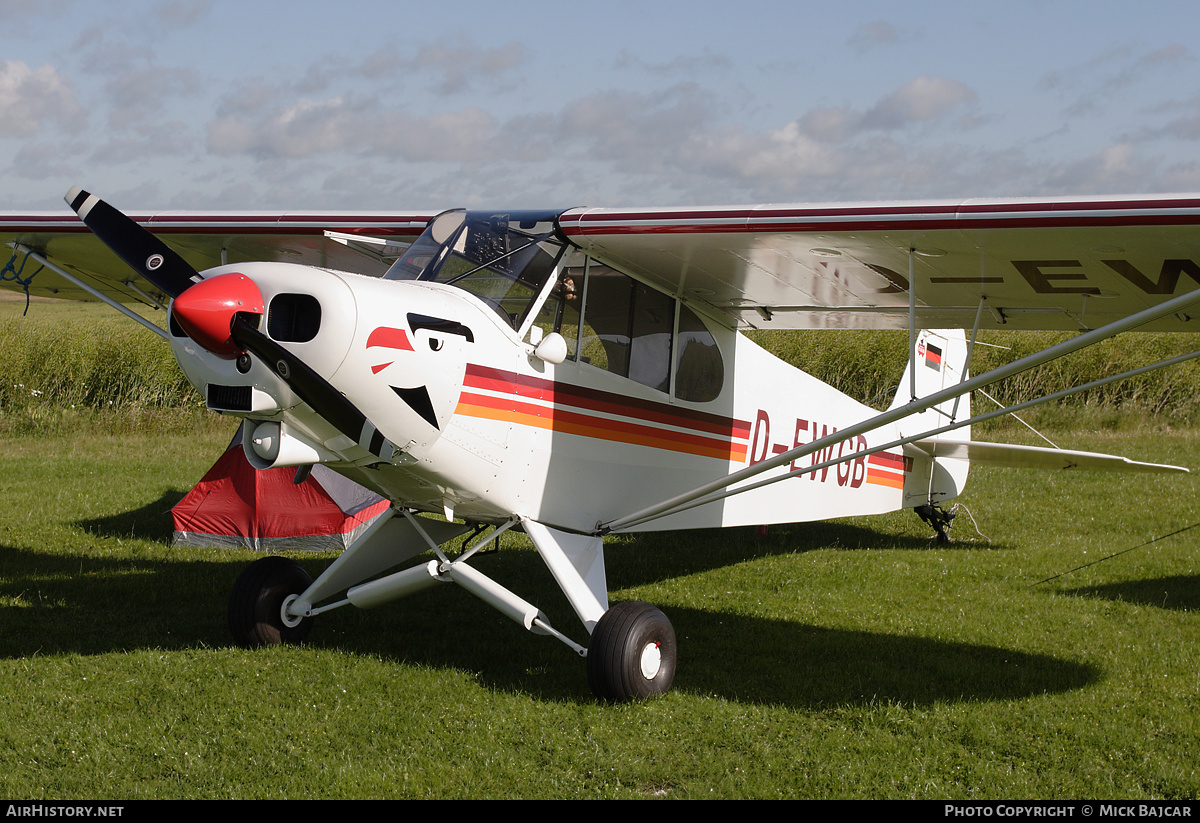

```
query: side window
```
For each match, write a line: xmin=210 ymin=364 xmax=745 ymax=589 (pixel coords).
xmin=529 ymin=253 xmax=585 ymax=360
xmin=573 ymin=262 xmax=673 ymax=392
xmin=564 ymin=256 xmax=724 ymax=401
xmin=578 ymin=262 xmax=631 ymax=375
xmin=674 ymin=305 xmax=723 ymax=402
xmin=628 ymin=282 xmax=674 ymax=393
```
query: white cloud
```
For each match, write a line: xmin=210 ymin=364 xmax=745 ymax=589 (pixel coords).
xmin=104 ymin=66 xmax=201 ymax=128
xmin=369 ymin=108 xmax=499 ymax=161
xmin=1043 ymin=141 xmax=1160 ymax=192
xmin=613 ymin=50 xmax=732 ymax=76
xmin=151 ymin=0 xmax=211 ymax=27
xmin=407 ymin=39 xmax=527 ymax=94
xmin=206 ymin=92 xmax=502 ymax=164
xmin=0 ymin=60 xmax=84 ymax=137
xmin=847 ymin=21 xmax=906 ymax=54
xmin=89 ymin=120 xmax=195 ymax=163
xmin=555 ymin=83 xmax=715 ymax=166
xmin=860 ymin=76 xmax=975 ymax=130
xmin=208 ymin=96 xmax=362 ymax=158
xmin=10 ymin=140 xmax=78 ymax=179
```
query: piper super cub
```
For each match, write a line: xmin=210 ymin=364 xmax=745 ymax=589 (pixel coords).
xmin=2 ymin=188 xmax=1197 ymax=700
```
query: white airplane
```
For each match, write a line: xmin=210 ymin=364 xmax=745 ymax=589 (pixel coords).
xmin=2 ymin=189 xmax=1198 ymax=701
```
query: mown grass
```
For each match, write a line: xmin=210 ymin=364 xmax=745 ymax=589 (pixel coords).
xmin=1 ymin=296 xmax=1198 ymax=798
xmin=0 ymin=425 xmax=1197 ymax=798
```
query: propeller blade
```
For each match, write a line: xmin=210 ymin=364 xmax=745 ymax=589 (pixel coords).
xmin=229 ymin=314 xmax=397 ymax=461
xmin=65 ymin=186 xmax=201 ymax=298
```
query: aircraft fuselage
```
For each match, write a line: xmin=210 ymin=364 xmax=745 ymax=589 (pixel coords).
xmin=168 ymin=210 xmax=970 ymax=535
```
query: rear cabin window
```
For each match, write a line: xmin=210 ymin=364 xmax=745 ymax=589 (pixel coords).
xmin=529 ymin=254 xmax=724 ymax=402
xmin=674 ymin=305 xmax=723 ymax=402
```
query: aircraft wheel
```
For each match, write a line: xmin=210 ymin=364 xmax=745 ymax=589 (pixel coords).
xmin=228 ymin=556 xmax=314 ymax=648
xmin=586 ymin=601 xmax=676 ymax=702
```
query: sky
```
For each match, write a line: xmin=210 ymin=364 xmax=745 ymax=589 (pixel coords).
xmin=3 ymin=0 xmax=1200 ymax=212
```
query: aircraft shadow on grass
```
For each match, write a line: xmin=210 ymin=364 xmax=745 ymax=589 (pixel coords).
xmin=0 ymin=515 xmax=1093 ymax=707
xmin=74 ymin=489 xmax=188 ymax=544
xmin=1064 ymin=575 xmax=1200 ymax=613
xmin=601 ymin=518 xmax=1012 ymax=593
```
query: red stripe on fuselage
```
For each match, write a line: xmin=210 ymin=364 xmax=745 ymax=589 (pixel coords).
xmin=456 ymin=364 xmax=751 ymax=460
xmin=462 ymin=364 xmax=751 ymax=439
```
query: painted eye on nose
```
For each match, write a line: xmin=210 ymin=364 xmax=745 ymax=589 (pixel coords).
xmin=428 ymin=338 xmax=443 ymax=352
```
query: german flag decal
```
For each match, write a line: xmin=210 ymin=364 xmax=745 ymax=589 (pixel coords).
xmin=919 ymin=339 xmax=943 ymax=371
xmin=865 ymin=451 xmax=912 ymax=488
xmin=454 ymin=364 xmax=751 ymax=461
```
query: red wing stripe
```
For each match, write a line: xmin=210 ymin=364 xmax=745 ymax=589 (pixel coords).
xmin=558 ymin=198 xmax=1200 ymax=236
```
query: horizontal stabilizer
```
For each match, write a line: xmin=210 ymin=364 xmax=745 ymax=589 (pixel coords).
xmin=913 ymin=439 xmax=1188 ymax=474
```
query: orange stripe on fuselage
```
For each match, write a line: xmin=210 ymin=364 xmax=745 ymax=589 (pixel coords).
xmin=865 ymin=451 xmax=910 ymax=488
xmin=865 ymin=468 xmax=906 ymax=488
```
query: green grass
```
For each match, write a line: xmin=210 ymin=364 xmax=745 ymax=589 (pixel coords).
xmin=0 ymin=298 xmax=200 ymax=435
xmin=0 ymin=422 xmax=1197 ymax=798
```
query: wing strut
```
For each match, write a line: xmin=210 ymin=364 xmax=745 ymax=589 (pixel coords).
xmin=10 ymin=244 xmax=168 ymax=340
xmin=950 ymin=297 xmax=987 ymax=421
xmin=599 ymin=287 xmax=1200 ymax=534
xmin=908 ymin=248 xmax=917 ymax=402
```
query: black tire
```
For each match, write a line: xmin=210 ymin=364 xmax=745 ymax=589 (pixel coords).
xmin=228 ymin=556 xmax=314 ymax=648
xmin=586 ymin=601 xmax=677 ymax=702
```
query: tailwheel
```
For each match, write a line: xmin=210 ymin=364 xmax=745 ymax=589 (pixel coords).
xmin=586 ymin=601 xmax=677 ymax=702
xmin=915 ymin=503 xmax=956 ymax=544
xmin=228 ymin=556 xmax=314 ymax=648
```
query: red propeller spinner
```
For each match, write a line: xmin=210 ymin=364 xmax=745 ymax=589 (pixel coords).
xmin=171 ymin=272 xmax=265 ymax=359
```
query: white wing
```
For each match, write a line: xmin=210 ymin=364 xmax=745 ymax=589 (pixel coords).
xmin=1 ymin=210 xmax=435 ymax=305
xmin=560 ymin=195 xmax=1200 ymax=331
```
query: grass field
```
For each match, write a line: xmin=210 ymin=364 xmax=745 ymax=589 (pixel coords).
xmin=0 ymin=299 xmax=1198 ymax=798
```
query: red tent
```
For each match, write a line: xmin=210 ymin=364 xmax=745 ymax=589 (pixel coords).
xmin=172 ymin=428 xmax=390 ymax=551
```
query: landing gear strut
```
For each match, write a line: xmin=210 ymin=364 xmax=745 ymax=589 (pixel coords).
xmin=587 ymin=601 xmax=677 ymax=702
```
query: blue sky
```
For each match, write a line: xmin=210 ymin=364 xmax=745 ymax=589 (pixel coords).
xmin=4 ymin=0 xmax=1199 ymax=211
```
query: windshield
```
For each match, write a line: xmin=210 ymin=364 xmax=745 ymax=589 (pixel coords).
xmin=384 ymin=209 xmax=567 ymax=329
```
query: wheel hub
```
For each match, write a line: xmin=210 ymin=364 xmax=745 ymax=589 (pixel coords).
xmin=280 ymin=594 xmax=305 ymax=628
xmin=639 ymin=641 xmax=662 ymax=680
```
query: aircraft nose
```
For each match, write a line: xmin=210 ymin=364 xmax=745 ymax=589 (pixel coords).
xmin=171 ymin=272 xmax=265 ymax=358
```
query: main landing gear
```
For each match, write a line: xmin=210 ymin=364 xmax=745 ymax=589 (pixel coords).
xmin=228 ymin=556 xmax=314 ymax=647
xmin=225 ymin=559 xmax=678 ymax=702
xmin=587 ymin=601 xmax=677 ymax=702
xmin=225 ymin=512 xmax=677 ymax=702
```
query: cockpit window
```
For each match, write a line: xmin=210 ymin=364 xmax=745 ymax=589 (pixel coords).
xmin=384 ymin=209 xmax=567 ymax=329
